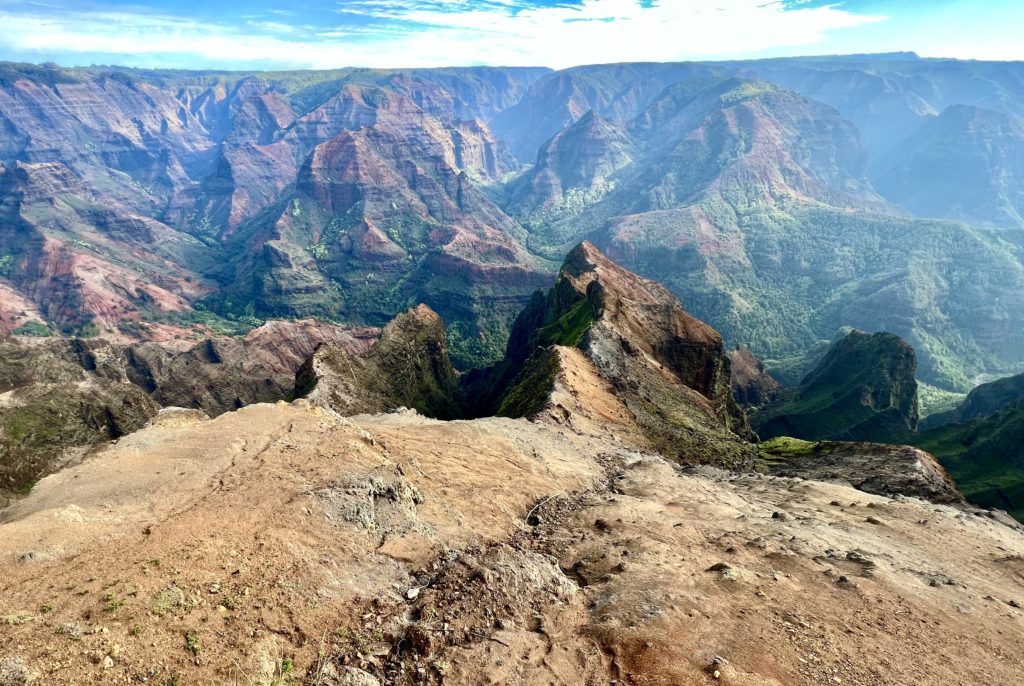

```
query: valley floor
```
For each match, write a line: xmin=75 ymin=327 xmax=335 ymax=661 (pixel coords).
xmin=1 ymin=402 xmax=1024 ymax=685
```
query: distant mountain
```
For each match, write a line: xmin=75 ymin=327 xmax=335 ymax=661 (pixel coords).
xmin=915 ymin=400 xmax=1024 ymax=520
xmin=752 ymin=331 xmax=920 ymax=442
xmin=921 ymin=371 xmax=1024 ymax=430
xmin=3 ymin=57 xmax=1024 ymax=387
xmin=504 ymin=76 xmax=1024 ymax=389
xmin=874 ymin=105 xmax=1024 ymax=229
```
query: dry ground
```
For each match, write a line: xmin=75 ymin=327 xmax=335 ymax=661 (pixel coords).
xmin=1 ymin=400 xmax=1023 ymax=685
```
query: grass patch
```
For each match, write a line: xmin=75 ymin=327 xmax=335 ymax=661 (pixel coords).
xmin=184 ymin=631 xmax=201 ymax=656
xmin=757 ymin=436 xmax=819 ymax=469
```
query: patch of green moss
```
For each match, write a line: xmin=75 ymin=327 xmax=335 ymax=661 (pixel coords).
xmin=757 ymin=436 xmax=819 ymax=469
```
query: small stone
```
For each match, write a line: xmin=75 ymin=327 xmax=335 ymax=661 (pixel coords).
xmin=0 ymin=657 xmax=30 ymax=686
xmin=772 ymin=511 xmax=792 ymax=522
xmin=405 ymin=587 xmax=420 ymax=601
xmin=102 ymin=655 xmax=114 ymax=669
xmin=1009 ymin=599 xmax=1022 ymax=609
xmin=713 ymin=670 xmax=721 ymax=679
xmin=706 ymin=562 xmax=732 ymax=572
xmin=866 ymin=516 xmax=883 ymax=525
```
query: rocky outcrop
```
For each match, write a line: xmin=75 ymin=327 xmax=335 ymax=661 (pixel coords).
xmin=295 ymin=305 xmax=464 ymax=419
xmin=95 ymin=320 xmax=380 ymax=416
xmin=0 ymin=338 xmax=159 ymax=503
xmin=0 ymin=320 xmax=376 ymax=501
xmin=753 ymin=331 xmax=919 ymax=443
xmin=476 ymin=241 xmax=757 ymax=468
xmin=728 ymin=344 xmax=782 ymax=408
xmin=758 ymin=437 xmax=963 ymax=504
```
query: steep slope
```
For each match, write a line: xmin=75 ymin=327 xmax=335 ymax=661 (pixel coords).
xmin=875 ymin=105 xmax=1024 ymax=229
xmin=915 ymin=400 xmax=1024 ymax=519
xmin=0 ymin=64 xmax=550 ymax=366
xmin=209 ymin=84 xmax=551 ymax=368
xmin=473 ymin=241 xmax=757 ymax=468
xmin=0 ymin=338 xmax=158 ymax=503
xmin=295 ymin=305 xmax=464 ymax=419
xmin=504 ymin=110 xmax=634 ymax=222
xmin=753 ymin=331 xmax=919 ymax=442
xmin=735 ymin=54 xmax=1024 ymax=160
xmin=492 ymin=62 xmax=725 ymax=160
xmin=1 ymin=399 xmax=1024 ymax=685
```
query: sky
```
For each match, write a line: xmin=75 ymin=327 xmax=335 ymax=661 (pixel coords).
xmin=0 ymin=0 xmax=1022 ymax=71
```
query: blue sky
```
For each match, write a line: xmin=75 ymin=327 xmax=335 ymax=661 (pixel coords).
xmin=0 ymin=0 xmax=1022 ymax=70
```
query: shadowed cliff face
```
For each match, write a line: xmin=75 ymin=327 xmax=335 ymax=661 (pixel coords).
xmin=728 ymin=344 xmax=782 ymax=408
xmin=753 ymin=331 xmax=919 ymax=443
xmin=922 ymin=371 xmax=1024 ymax=431
xmin=915 ymin=399 xmax=1024 ymax=519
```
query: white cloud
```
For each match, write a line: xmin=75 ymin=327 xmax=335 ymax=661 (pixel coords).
xmin=0 ymin=1 xmax=887 ymax=69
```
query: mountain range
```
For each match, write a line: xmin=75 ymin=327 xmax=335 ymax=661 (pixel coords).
xmin=2 ymin=55 xmax=1024 ymax=389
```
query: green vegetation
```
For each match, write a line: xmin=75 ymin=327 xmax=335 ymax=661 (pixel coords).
xmin=533 ymin=298 xmax=596 ymax=349
xmin=753 ymin=331 xmax=919 ymax=442
xmin=11 ymin=321 xmax=50 ymax=337
xmin=0 ymin=254 xmax=13 ymax=277
xmin=757 ymin=437 xmax=822 ymax=471
xmin=497 ymin=349 xmax=561 ymax=418
xmin=184 ymin=631 xmax=201 ymax=656
xmin=102 ymin=593 xmax=124 ymax=613
xmin=152 ymin=587 xmax=184 ymax=617
xmin=719 ymin=80 xmax=777 ymax=104
xmin=918 ymin=382 xmax=967 ymax=419
xmin=914 ymin=400 xmax=1024 ymax=520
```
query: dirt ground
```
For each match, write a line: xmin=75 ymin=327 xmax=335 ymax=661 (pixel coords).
xmin=1 ymin=400 xmax=1023 ymax=685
